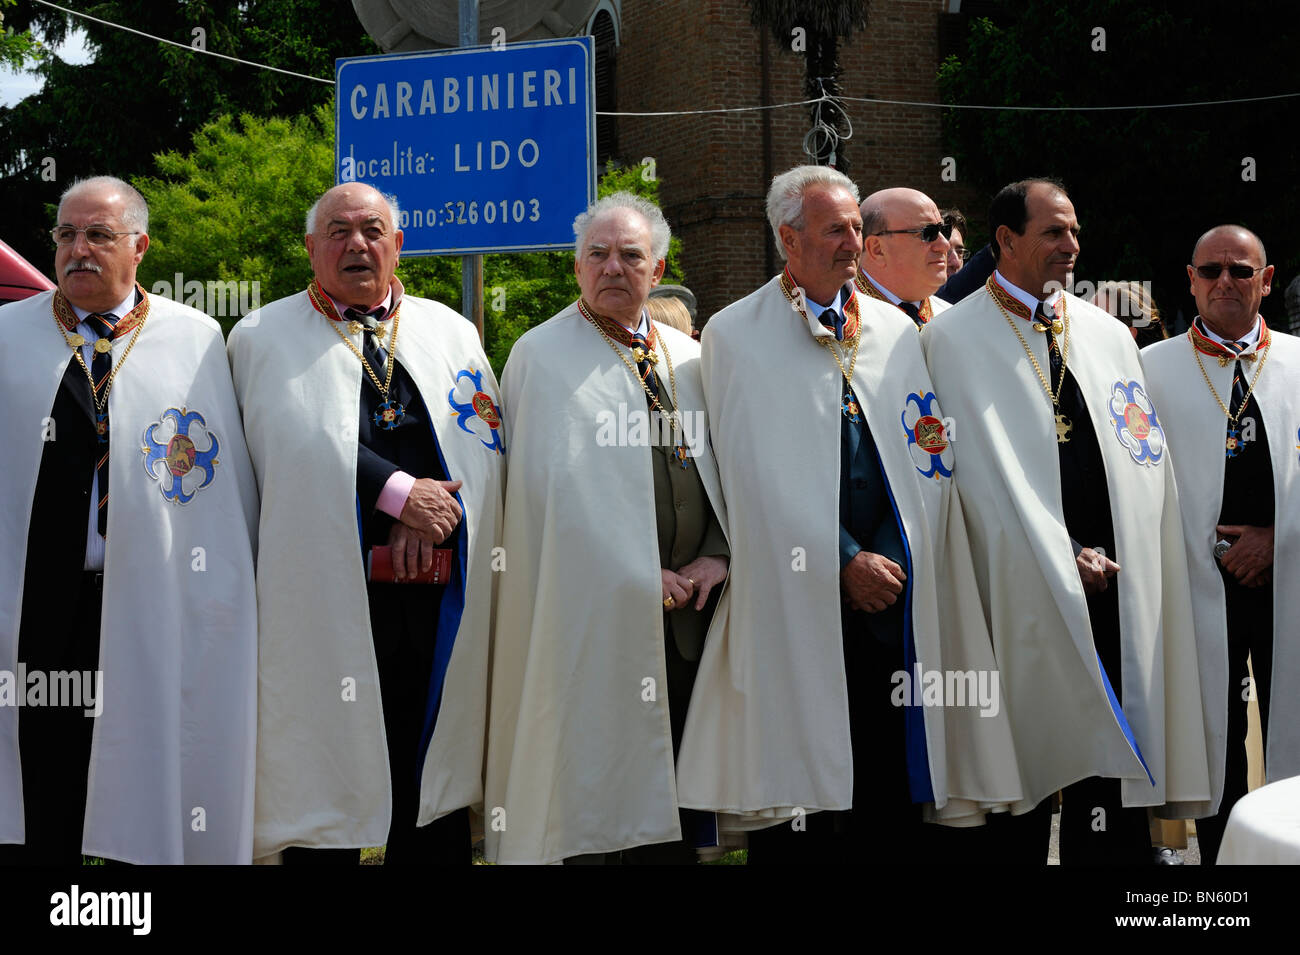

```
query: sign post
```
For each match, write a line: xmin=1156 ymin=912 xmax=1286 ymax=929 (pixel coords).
xmin=335 ymin=32 xmax=596 ymax=332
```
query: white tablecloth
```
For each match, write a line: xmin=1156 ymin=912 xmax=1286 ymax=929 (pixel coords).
xmin=1217 ymin=775 xmax=1300 ymax=864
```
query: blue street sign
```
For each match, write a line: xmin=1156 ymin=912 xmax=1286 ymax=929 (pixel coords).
xmin=335 ymin=37 xmax=595 ymax=256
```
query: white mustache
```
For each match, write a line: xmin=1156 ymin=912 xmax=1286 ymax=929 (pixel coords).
xmin=64 ymin=260 xmax=102 ymax=276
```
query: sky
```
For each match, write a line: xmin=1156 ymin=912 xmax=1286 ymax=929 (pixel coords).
xmin=0 ymin=26 xmax=92 ymax=107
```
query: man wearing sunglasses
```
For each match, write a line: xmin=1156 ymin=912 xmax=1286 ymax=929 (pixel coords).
xmin=0 ymin=176 xmax=258 ymax=863
xmin=922 ymin=178 xmax=1211 ymax=864
xmin=855 ymin=188 xmax=953 ymax=330
xmin=1142 ymin=224 xmax=1300 ymax=864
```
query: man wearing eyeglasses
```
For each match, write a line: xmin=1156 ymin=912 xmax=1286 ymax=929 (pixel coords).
xmin=0 ymin=176 xmax=258 ymax=864
xmin=675 ymin=166 xmax=1021 ymax=863
xmin=228 ymin=182 xmax=503 ymax=865
xmin=942 ymin=209 xmax=970 ymax=279
xmin=855 ymin=188 xmax=953 ymax=329
xmin=1142 ymin=225 xmax=1300 ymax=864
xmin=921 ymin=178 xmax=1211 ymax=864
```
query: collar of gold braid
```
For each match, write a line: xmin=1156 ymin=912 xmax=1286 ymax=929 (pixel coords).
xmin=577 ymin=297 xmax=657 ymax=351
xmin=781 ymin=267 xmax=861 ymax=340
xmin=51 ymin=284 xmax=150 ymax=414
xmin=53 ymin=282 xmax=150 ymax=337
xmin=306 ymin=277 xmax=405 ymax=326
xmin=1190 ymin=321 xmax=1271 ymax=424
xmin=1190 ymin=317 xmax=1270 ymax=367
xmin=989 ymin=275 xmax=1070 ymax=409
xmin=578 ymin=297 xmax=687 ymax=441
xmin=854 ymin=271 xmax=932 ymax=323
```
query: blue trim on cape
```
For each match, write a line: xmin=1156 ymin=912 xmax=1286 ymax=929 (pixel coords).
xmin=1096 ymin=650 xmax=1154 ymax=786
xmin=872 ymin=443 xmax=934 ymax=804
xmin=415 ymin=427 xmax=468 ymax=784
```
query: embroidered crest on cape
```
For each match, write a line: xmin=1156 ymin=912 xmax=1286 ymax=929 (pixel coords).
xmin=1107 ymin=380 xmax=1164 ymax=466
xmin=447 ymin=367 xmax=505 ymax=454
xmin=901 ymin=390 xmax=953 ymax=479
xmin=141 ymin=407 xmax=221 ymax=503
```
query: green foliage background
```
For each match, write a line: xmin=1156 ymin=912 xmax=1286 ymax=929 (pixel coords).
xmin=135 ymin=107 xmax=682 ymax=373
xmin=937 ymin=1 xmax=1299 ymax=330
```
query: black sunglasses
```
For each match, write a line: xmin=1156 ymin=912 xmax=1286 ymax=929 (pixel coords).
xmin=1191 ymin=263 xmax=1266 ymax=280
xmin=873 ymin=222 xmax=953 ymax=242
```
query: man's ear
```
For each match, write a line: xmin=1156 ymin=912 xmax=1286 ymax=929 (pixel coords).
xmin=651 ymin=258 xmax=666 ymax=285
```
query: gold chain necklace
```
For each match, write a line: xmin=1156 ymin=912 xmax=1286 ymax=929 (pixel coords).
xmin=579 ymin=300 xmax=692 ymax=468
xmin=993 ymin=293 xmax=1073 ymax=443
xmin=55 ymin=306 xmax=148 ymax=435
xmin=326 ymin=305 xmax=405 ymax=430
xmin=779 ymin=272 xmax=864 ymax=420
xmin=1192 ymin=333 xmax=1269 ymax=457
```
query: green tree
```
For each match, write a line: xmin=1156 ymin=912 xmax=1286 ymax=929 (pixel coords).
xmin=937 ymin=2 xmax=1299 ymax=329
xmin=0 ymin=0 xmax=40 ymax=68
xmin=1 ymin=0 xmax=376 ymax=268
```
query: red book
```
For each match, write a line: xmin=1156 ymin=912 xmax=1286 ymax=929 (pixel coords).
xmin=367 ymin=545 xmax=452 ymax=584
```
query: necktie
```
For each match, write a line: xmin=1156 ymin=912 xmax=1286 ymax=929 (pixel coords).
xmin=898 ymin=301 xmax=924 ymax=329
xmin=86 ymin=312 xmax=118 ymax=537
xmin=1037 ymin=301 xmax=1063 ymax=386
xmin=820 ymin=307 xmax=845 ymax=341
xmin=1225 ymin=340 xmax=1248 ymax=415
xmin=631 ymin=331 xmax=658 ymax=398
xmin=345 ymin=306 xmax=389 ymax=378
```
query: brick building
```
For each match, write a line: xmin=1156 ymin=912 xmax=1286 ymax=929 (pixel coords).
xmin=605 ymin=0 xmax=983 ymax=322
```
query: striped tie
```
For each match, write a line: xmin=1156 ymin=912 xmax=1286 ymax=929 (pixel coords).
xmin=1037 ymin=301 xmax=1064 ymax=385
xmin=86 ymin=312 xmax=118 ymax=537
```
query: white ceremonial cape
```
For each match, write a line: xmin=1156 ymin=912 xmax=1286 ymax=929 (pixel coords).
xmin=922 ymin=284 xmax=1211 ymax=815
xmin=0 ymin=289 xmax=258 ymax=863
xmin=674 ymin=276 xmax=1022 ymax=828
xmin=484 ymin=304 xmax=728 ymax=864
xmin=1142 ymin=326 xmax=1300 ymax=813
xmin=228 ymin=288 xmax=504 ymax=858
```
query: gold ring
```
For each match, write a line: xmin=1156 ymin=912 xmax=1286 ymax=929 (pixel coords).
xmin=687 ymin=578 xmax=697 ymax=586
xmin=663 ymin=595 xmax=675 ymax=608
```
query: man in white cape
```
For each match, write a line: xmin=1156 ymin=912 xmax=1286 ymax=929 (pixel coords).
xmin=922 ymin=178 xmax=1211 ymax=864
xmin=855 ymin=186 xmax=953 ymax=329
xmin=1142 ymin=224 xmax=1299 ymax=864
xmin=0 ymin=176 xmax=257 ymax=864
xmin=228 ymin=183 xmax=503 ymax=863
xmin=675 ymin=166 xmax=1022 ymax=863
xmin=485 ymin=194 xmax=730 ymax=864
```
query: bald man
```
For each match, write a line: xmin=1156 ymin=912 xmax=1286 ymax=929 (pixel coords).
xmin=1142 ymin=225 xmax=1300 ymax=863
xmin=856 ymin=187 xmax=953 ymax=328
xmin=228 ymin=183 xmax=504 ymax=864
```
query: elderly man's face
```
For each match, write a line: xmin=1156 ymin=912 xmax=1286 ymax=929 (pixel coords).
xmin=574 ymin=208 xmax=665 ymax=327
xmin=1187 ymin=229 xmax=1272 ymax=336
xmin=869 ymin=193 xmax=949 ymax=299
xmin=54 ymin=186 xmax=148 ymax=313
xmin=781 ymin=184 xmax=862 ymax=305
xmin=946 ymin=228 xmax=966 ymax=277
xmin=306 ymin=184 xmax=403 ymax=309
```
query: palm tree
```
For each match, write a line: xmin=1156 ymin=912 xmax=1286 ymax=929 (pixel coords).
xmin=748 ymin=0 xmax=869 ymax=170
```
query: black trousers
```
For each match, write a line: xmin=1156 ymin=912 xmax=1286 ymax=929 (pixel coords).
xmin=747 ymin=629 xmax=936 ymax=864
xmin=284 ymin=579 xmax=469 ymax=866
xmin=1196 ymin=574 xmax=1274 ymax=866
xmin=0 ymin=573 xmax=103 ymax=866
xmin=985 ymin=583 xmax=1151 ymax=866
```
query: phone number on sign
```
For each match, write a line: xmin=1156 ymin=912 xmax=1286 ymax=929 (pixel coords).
xmin=403 ymin=199 xmax=542 ymax=229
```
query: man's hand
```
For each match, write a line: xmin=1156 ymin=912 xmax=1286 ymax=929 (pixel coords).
xmin=387 ymin=521 xmax=434 ymax=582
xmin=662 ymin=569 xmax=692 ymax=612
xmin=1076 ymin=546 xmax=1120 ymax=595
xmin=399 ymin=478 xmax=463 ymax=544
xmin=840 ymin=551 xmax=906 ymax=613
xmin=675 ymin=555 xmax=729 ymax=610
xmin=1216 ymin=524 xmax=1274 ymax=587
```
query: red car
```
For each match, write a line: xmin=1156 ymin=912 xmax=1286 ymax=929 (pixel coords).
xmin=0 ymin=238 xmax=54 ymax=305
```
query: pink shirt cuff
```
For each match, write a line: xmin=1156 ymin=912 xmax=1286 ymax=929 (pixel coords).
xmin=377 ymin=470 xmax=416 ymax=519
